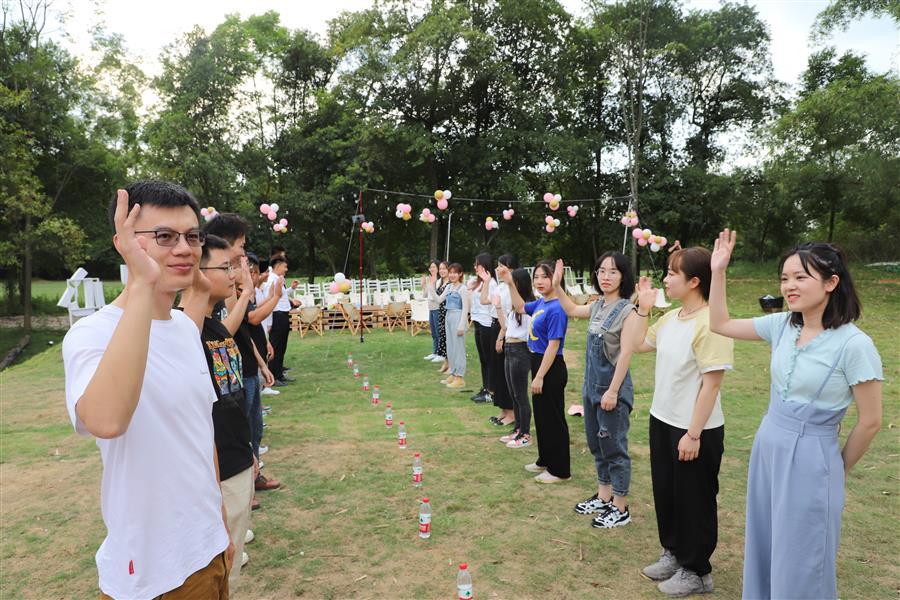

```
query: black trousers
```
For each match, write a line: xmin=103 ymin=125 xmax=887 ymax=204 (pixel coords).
xmin=649 ymin=414 xmax=724 ymax=576
xmin=473 ymin=321 xmax=494 ymax=393
xmin=268 ymin=311 xmax=290 ymax=381
xmin=530 ymin=352 xmax=570 ymax=478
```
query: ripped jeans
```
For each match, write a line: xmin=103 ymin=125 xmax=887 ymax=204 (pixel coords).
xmin=583 ymin=398 xmax=632 ymax=497
xmin=582 ymin=328 xmax=633 ymax=497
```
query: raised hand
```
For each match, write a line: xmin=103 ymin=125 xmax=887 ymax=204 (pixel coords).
xmin=636 ymin=276 xmax=656 ymax=313
xmin=273 ymin=276 xmax=284 ymax=298
xmin=552 ymin=258 xmax=564 ymax=288
xmin=495 ymin=263 xmax=511 ymax=283
xmin=711 ymin=229 xmax=737 ymax=273
xmin=477 ymin=265 xmax=491 ymax=282
xmin=237 ymin=257 xmax=253 ymax=295
xmin=191 ymin=263 xmax=212 ymax=295
xmin=113 ymin=189 xmax=160 ymax=287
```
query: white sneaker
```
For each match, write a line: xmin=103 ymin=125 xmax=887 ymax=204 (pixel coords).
xmin=524 ymin=462 xmax=547 ymax=473
xmin=259 ymin=446 xmax=268 ymax=455
xmin=258 ymin=461 xmax=265 ymax=469
xmin=424 ymin=353 xmax=436 ymax=360
xmin=534 ymin=471 xmax=570 ymax=484
xmin=241 ymin=551 xmax=249 ymax=567
xmin=261 ymin=387 xmax=280 ymax=396
xmin=431 ymin=355 xmax=445 ymax=362
xmin=244 ymin=529 xmax=255 ymax=544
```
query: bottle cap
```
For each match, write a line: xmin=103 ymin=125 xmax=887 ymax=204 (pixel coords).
xmin=386 ymin=402 xmax=392 ymax=407
xmin=459 ymin=563 xmax=468 ymax=570
xmin=414 ymin=452 xmax=421 ymax=457
xmin=422 ymin=497 xmax=429 ymax=502
xmin=399 ymin=421 xmax=405 ymax=424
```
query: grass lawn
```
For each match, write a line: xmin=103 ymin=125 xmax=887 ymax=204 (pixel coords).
xmin=0 ymin=277 xmax=897 ymax=598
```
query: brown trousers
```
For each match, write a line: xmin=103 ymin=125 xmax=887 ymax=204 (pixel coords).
xmin=100 ymin=551 xmax=229 ymax=600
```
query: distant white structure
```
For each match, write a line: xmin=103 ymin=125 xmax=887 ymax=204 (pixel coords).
xmin=57 ymin=267 xmax=106 ymax=327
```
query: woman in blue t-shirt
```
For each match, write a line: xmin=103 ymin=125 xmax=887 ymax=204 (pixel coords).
xmin=709 ymin=231 xmax=883 ymax=600
xmin=499 ymin=260 xmax=570 ymax=483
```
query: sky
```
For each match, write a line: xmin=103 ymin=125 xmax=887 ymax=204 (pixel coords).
xmin=53 ymin=0 xmax=897 ymax=90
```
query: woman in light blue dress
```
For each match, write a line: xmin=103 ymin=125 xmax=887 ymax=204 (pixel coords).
xmin=708 ymin=231 xmax=883 ymax=600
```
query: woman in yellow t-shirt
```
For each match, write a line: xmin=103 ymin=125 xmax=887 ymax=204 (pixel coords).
xmin=628 ymin=247 xmax=734 ymax=598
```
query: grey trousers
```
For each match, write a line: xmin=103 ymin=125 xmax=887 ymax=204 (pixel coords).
xmin=445 ymin=309 xmax=466 ymax=377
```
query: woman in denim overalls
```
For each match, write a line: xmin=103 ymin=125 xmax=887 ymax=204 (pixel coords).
xmin=554 ymin=253 xmax=652 ymax=528
xmin=709 ymin=232 xmax=883 ymax=599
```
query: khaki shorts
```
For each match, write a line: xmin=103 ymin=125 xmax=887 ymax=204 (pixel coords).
xmin=100 ymin=551 xmax=230 ymax=600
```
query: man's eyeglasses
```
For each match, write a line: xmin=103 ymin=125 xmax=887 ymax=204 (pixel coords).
xmin=200 ymin=264 xmax=235 ymax=275
xmin=134 ymin=229 xmax=206 ymax=247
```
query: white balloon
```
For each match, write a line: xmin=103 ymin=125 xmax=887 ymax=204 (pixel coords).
xmin=443 ymin=190 xmax=452 ymax=200
xmin=270 ymin=203 xmax=280 ymax=212
xmin=553 ymin=219 xmax=560 ymax=227
xmin=335 ymin=272 xmax=346 ymax=283
xmin=650 ymin=243 xmax=661 ymax=253
xmin=553 ymin=194 xmax=561 ymax=202
xmin=395 ymin=210 xmax=404 ymax=218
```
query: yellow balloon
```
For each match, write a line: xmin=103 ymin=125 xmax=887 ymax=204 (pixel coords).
xmin=434 ymin=190 xmax=444 ymax=200
xmin=402 ymin=212 xmax=411 ymax=221
xmin=339 ymin=281 xmax=351 ymax=293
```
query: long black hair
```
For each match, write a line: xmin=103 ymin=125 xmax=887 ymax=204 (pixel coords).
xmin=511 ymin=268 xmax=535 ymax=326
xmin=779 ymin=243 xmax=861 ymax=329
xmin=591 ymin=251 xmax=635 ymax=300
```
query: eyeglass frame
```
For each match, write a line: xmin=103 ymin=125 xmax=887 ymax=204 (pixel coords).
xmin=133 ymin=228 xmax=206 ymax=247
xmin=199 ymin=263 xmax=235 ymax=275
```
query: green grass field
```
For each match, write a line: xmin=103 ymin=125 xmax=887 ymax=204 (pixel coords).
xmin=1 ymin=277 xmax=897 ymax=598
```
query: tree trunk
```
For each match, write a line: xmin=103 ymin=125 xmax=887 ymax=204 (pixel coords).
xmin=5 ymin=268 xmax=18 ymax=314
xmin=23 ymin=213 xmax=32 ymax=333
xmin=307 ymin=232 xmax=317 ymax=284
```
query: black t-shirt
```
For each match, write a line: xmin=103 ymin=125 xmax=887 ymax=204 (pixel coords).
xmin=201 ymin=316 xmax=254 ymax=481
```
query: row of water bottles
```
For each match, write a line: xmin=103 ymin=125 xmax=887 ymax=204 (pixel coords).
xmin=349 ymin=353 xmax=473 ymax=598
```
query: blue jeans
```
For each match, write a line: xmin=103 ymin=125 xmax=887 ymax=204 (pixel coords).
xmin=428 ymin=309 xmax=440 ymax=354
xmin=242 ymin=375 xmax=264 ymax=459
xmin=583 ymin=398 xmax=631 ymax=496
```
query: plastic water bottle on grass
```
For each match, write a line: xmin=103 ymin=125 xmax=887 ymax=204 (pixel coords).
xmin=457 ymin=563 xmax=472 ymax=599
xmin=372 ymin=385 xmax=380 ymax=405
xmin=362 ymin=375 xmax=369 ymax=391
xmin=418 ymin=497 xmax=431 ymax=539
xmin=398 ymin=421 xmax=407 ymax=448
xmin=412 ymin=452 xmax=423 ymax=487
xmin=352 ymin=363 xmax=360 ymax=378
xmin=384 ymin=403 xmax=393 ymax=427
xmin=346 ymin=353 xmax=353 ymax=367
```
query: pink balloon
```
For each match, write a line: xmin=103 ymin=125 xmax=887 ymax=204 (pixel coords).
xmin=545 ymin=224 xmax=555 ymax=233
xmin=632 ymin=228 xmax=643 ymax=239
xmin=422 ymin=208 xmax=431 ymax=215
xmin=637 ymin=238 xmax=648 ymax=247
xmin=260 ymin=204 xmax=270 ymax=214
xmin=660 ymin=237 xmax=668 ymax=246
xmin=329 ymin=282 xmax=340 ymax=293
xmin=267 ymin=211 xmax=277 ymax=221
xmin=545 ymin=215 xmax=554 ymax=224
xmin=437 ymin=199 xmax=448 ymax=210
xmin=279 ymin=218 xmax=288 ymax=226
xmin=428 ymin=214 xmax=436 ymax=223
xmin=620 ymin=217 xmax=628 ymax=225
xmin=629 ymin=217 xmax=639 ymax=226
xmin=485 ymin=222 xmax=492 ymax=231
xmin=543 ymin=192 xmax=553 ymax=203
xmin=403 ymin=203 xmax=412 ymax=213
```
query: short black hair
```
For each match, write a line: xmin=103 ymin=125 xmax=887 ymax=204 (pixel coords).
xmin=779 ymin=243 xmax=861 ymax=329
xmin=201 ymin=234 xmax=231 ymax=266
xmin=498 ymin=254 xmax=519 ymax=269
xmin=203 ymin=212 xmax=249 ymax=244
xmin=669 ymin=247 xmax=712 ymax=300
xmin=591 ymin=251 xmax=635 ymax=300
xmin=245 ymin=252 xmax=260 ymax=266
xmin=474 ymin=252 xmax=494 ymax=278
xmin=270 ymin=256 xmax=288 ymax=269
xmin=270 ymin=245 xmax=286 ymax=257
xmin=108 ymin=180 xmax=200 ymax=232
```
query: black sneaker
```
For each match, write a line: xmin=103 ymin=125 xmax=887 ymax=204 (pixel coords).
xmin=470 ymin=390 xmax=486 ymax=402
xmin=592 ymin=505 xmax=631 ymax=528
xmin=574 ymin=493 xmax=613 ymax=515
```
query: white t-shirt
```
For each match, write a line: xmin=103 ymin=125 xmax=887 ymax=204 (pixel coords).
xmin=469 ymin=278 xmax=499 ymax=326
xmin=62 ymin=304 xmax=229 ymax=599
xmin=505 ymin=308 xmax=531 ymax=340
xmin=645 ymin=307 xmax=734 ymax=430
xmin=255 ymin=287 xmax=273 ymax=334
xmin=262 ymin=275 xmax=291 ymax=313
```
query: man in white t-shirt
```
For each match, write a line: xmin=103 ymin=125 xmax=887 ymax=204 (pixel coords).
xmin=62 ymin=181 xmax=232 ymax=599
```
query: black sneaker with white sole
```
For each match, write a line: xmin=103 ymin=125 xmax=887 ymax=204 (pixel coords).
xmin=592 ymin=505 xmax=631 ymax=528
xmin=574 ymin=493 xmax=613 ymax=515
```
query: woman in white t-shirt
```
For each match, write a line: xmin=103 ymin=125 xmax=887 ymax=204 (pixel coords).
xmin=496 ymin=267 xmax=536 ymax=448
xmin=478 ymin=254 xmax=517 ymax=426
xmin=629 ymin=247 xmax=734 ymax=598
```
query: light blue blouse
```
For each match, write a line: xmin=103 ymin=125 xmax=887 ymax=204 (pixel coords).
xmin=753 ymin=312 xmax=883 ymax=411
